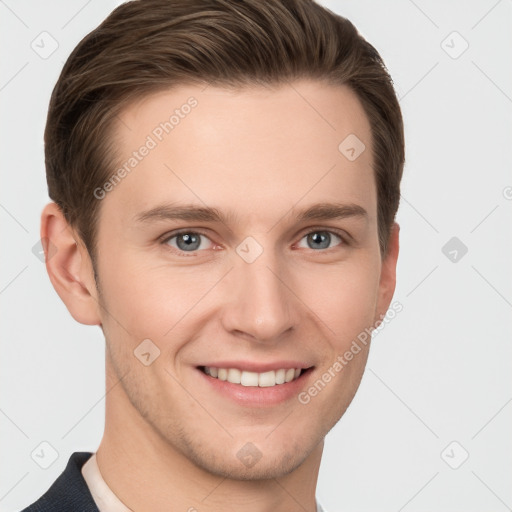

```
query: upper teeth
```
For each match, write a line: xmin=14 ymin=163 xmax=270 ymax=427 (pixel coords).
xmin=203 ymin=367 xmax=302 ymax=387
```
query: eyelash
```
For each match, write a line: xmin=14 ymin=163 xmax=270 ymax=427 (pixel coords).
xmin=159 ymin=228 xmax=350 ymax=256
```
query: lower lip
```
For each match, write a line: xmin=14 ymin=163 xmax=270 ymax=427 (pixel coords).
xmin=197 ymin=367 xmax=314 ymax=407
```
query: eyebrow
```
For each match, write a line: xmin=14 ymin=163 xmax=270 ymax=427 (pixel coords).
xmin=133 ymin=202 xmax=368 ymax=226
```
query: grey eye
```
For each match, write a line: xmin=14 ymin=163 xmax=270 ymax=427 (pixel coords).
xmin=167 ymin=232 xmax=212 ymax=252
xmin=298 ymin=231 xmax=342 ymax=250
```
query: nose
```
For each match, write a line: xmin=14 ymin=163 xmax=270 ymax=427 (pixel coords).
xmin=219 ymin=249 xmax=300 ymax=343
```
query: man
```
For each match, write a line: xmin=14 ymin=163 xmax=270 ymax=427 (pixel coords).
xmin=22 ymin=0 xmax=404 ymax=510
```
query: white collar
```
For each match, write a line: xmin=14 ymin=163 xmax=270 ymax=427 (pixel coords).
xmin=82 ymin=453 xmax=132 ymax=511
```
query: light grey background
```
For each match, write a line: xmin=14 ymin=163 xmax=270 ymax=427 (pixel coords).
xmin=1 ymin=1 xmax=511 ymax=511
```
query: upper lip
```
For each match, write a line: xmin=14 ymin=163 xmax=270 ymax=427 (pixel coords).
xmin=198 ymin=361 xmax=314 ymax=373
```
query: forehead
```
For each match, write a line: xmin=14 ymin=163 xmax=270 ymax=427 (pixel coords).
xmin=104 ymin=80 xmax=376 ymax=228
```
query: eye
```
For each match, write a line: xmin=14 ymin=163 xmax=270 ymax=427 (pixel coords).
xmin=163 ymin=231 xmax=214 ymax=252
xmin=296 ymin=230 xmax=344 ymax=250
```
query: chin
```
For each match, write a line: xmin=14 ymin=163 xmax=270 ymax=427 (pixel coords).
xmin=176 ymin=429 xmax=318 ymax=481
xmin=197 ymin=445 xmax=308 ymax=481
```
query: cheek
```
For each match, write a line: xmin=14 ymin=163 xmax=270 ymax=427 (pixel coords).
xmin=297 ymin=256 xmax=381 ymax=341
xmin=96 ymin=249 xmax=225 ymax=347
xmin=301 ymin=260 xmax=379 ymax=424
xmin=97 ymin=238 xmax=381 ymax=351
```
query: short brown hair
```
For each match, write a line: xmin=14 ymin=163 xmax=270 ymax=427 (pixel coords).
xmin=45 ymin=0 xmax=404 ymax=264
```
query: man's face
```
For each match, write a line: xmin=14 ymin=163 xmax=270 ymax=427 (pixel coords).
xmin=91 ymin=80 xmax=396 ymax=478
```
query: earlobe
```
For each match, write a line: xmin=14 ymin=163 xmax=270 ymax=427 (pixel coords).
xmin=375 ymin=222 xmax=400 ymax=322
xmin=41 ymin=202 xmax=102 ymax=326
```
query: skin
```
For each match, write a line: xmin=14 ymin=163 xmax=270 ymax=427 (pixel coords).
xmin=42 ymin=79 xmax=399 ymax=512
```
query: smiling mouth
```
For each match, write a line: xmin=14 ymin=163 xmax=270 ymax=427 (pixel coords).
xmin=199 ymin=366 xmax=313 ymax=387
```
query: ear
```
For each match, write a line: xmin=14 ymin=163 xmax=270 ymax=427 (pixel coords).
xmin=374 ymin=222 xmax=400 ymax=322
xmin=41 ymin=202 xmax=102 ymax=326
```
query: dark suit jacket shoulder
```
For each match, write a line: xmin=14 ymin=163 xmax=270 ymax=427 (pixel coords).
xmin=21 ymin=451 xmax=99 ymax=512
